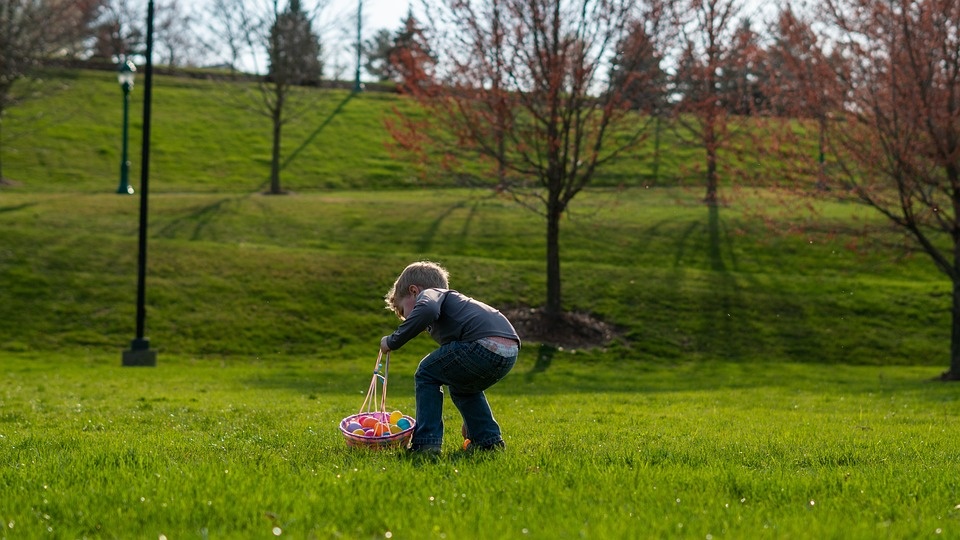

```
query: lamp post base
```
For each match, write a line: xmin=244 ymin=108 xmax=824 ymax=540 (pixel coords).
xmin=122 ymin=338 xmax=157 ymax=366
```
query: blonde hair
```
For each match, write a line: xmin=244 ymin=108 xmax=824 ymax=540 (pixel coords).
xmin=384 ymin=261 xmax=450 ymax=316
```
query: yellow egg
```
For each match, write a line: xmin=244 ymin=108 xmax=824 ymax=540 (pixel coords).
xmin=389 ymin=410 xmax=403 ymax=424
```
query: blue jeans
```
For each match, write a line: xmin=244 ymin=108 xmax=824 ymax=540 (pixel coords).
xmin=411 ymin=341 xmax=517 ymax=449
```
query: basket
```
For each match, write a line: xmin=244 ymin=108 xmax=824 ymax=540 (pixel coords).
xmin=339 ymin=351 xmax=416 ymax=450
xmin=339 ymin=412 xmax=416 ymax=449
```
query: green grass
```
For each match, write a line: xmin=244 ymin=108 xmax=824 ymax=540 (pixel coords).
xmin=2 ymin=69 xmax=959 ymax=538
xmin=0 ymin=188 xmax=947 ymax=365
xmin=3 ymin=70 xmax=429 ymax=192
xmin=2 ymin=354 xmax=958 ymax=539
xmin=2 ymin=69 xmax=713 ymax=192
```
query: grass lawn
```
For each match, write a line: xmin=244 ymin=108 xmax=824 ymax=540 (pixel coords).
xmin=3 ymin=68 xmax=959 ymax=538
xmin=2 ymin=354 xmax=958 ymax=539
xmin=0 ymin=188 xmax=948 ymax=365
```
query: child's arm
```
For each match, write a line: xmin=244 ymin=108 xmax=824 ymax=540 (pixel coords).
xmin=382 ymin=290 xmax=444 ymax=351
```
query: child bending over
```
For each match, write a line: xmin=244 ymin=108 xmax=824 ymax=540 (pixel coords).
xmin=380 ymin=261 xmax=520 ymax=454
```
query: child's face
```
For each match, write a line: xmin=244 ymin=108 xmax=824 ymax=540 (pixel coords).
xmin=396 ymin=287 xmax=420 ymax=320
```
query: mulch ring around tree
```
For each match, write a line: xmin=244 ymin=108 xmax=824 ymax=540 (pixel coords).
xmin=501 ymin=306 xmax=621 ymax=350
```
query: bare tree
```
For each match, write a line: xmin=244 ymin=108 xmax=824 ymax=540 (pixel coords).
xmin=202 ymin=0 xmax=255 ymax=73
xmin=86 ymin=0 xmax=203 ymax=67
xmin=665 ymin=0 xmax=755 ymax=205
xmin=763 ymin=4 xmax=845 ymax=191
xmin=821 ymin=0 xmax=960 ymax=380
xmin=0 ymin=0 xmax=103 ymax=183
xmin=264 ymin=0 xmax=323 ymax=193
xmin=389 ymin=0 xmax=665 ymax=324
xmin=206 ymin=0 xmax=326 ymax=194
xmin=153 ymin=0 xmax=204 ymax=67
xmin=89 ymin=0 xmax=145 ymax=61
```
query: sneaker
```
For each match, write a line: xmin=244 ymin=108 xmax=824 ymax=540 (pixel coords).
xmin=405 ymin=445 xmax=441 ymax=456
xmin=463 ymin=440 xmax=506 ymax=453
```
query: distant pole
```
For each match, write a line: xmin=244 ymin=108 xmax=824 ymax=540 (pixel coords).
xmin=116 ymin=60 xmax=136 ymax=195
xmin=354 ymin=0 xmax=363 ymax=92
xmin=123 ymin=0 xmax=157 ymax=367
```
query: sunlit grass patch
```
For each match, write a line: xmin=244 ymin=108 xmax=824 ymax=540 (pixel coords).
xmin=2 ymin=355 xmax=958 ymax=538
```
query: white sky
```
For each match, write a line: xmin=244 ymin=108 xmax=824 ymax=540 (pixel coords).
xmin=327 ymin=0 xmax=414 ymax=32
xmin=320 ymin=0 xmax=416 ymax=79
xmin=224 ymin=0 xmax=416 ymax=78
xmin=230 ymin=0 xmax=780 ymax=79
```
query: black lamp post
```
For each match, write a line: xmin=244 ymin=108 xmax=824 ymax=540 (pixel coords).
xmin=122 ymin=1 xmax=157 ymax=367
xmin=117 ymin=60 xmax=136 ymax=195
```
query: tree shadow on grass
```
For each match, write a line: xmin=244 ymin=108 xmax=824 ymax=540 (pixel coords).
xmin=0 ymin=202 xmax=37 ymax=214
xmin=416 ymin=200 xmax=468 ymax=254
xmin=664 ymin=203 xmax=828 ymax=365
xmin=416 ymin=193 xmax=505 ymax=254
xmin=496 ymin=354 xmax=948 ymax=398
xmin=155 ymin=196 xmax=243 ymax=241
xmin=524 ymin=344 xmax=556 ymax=383
xmin=280 ymin=93 xmax=355 ymax=172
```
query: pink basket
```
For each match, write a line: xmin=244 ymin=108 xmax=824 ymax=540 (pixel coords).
xmin=339 ymin=351 xmax=416 ymax=450
xmin=339 ymin=412 xmax=416 ymax=449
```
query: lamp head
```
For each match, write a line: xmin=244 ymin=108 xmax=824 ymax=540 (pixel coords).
xmin=118 ymin=60 xmax=136 ymax=90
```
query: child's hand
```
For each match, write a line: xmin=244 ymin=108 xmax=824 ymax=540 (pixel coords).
xmin=379 ymin=336 xmax=391 ymax=353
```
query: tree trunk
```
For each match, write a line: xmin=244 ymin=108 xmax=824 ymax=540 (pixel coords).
xmin=545 ymin=193 xmax=562 ymax=319
xmin=816 ymin=112 xmax=827 ymax=191
xmin=704 ymin=117 xmax=718 ymax=206
xmin=269 ymin=86 xmax=284 ymax=194
xmin=705 ymin=146 xmax=718 ymax=206
xmin=0 ymin=115 xmax=5 ymax=183
xmin=945 ymin=163 xmax=960 ymax=381
xmin=948 ymin=277 xmax=960 ymax=380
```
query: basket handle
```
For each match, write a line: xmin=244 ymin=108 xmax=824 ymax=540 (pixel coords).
xmin=358 ymin=350 xmax=391 ymax=415
xmin=380 ymin=350 xmax=390 ymax=413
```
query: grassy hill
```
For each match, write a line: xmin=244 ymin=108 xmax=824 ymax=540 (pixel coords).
xmin=4 ymin=70 xmax=959 ymax=540
xmin=0 ymin=69 xmax=950 ymax=371
xmin=3 ymin=70 xmax=416 ymax=191
xmin=0 ymin=187 xmax=948 ymax=369
xmin=2 ymin=69 xmax=710 ymax=192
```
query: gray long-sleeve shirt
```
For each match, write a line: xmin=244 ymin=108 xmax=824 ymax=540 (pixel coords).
xmin=385 ymin=288 xmax=520 ymax=351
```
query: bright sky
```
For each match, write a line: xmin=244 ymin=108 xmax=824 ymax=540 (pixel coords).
xmin=327 ymin=0 xmax=414 ymax=32
xmin=318 ymin=0 xmax=417 ymax=79
xmin=225 ymin=0 xmax=415 ymax=77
